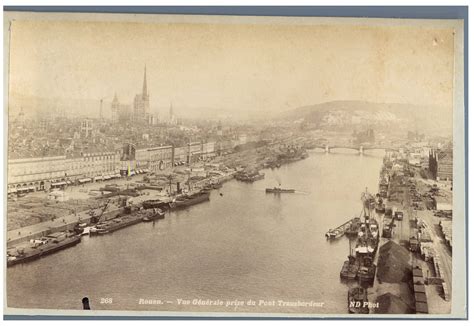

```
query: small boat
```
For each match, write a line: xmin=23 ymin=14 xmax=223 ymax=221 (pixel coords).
xmin=142 ymin=208 xmax=165 ymax=222
xmin=340 ymin=256 xmax=359 ymax=280
xmin=265 ymin=187 xmax=295 ymax=194
xmin=89 ymin=222 xmax=108 ymax=235
xmin=81 ymin=226 xmax=92 ymax=236
xmin=348 ymin=286 xmax=370 ymax=314
xmin=345 ymin=217 xmax=361 ymax=236
xmin=326 ymin=218 xmax=353 ymax=240
xmin=357 ymin=264 xmax=376 ymax=284
xmin=325 ymin=229 xmax=344 ymax=239
xmin=210 ymin=181 xmax=223 ymax=189
xmin=73 ymin=222 xmax=91 ymax=236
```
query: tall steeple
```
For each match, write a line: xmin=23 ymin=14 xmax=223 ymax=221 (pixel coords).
xmin=142 ymin=65 xmax=148 ymax=97
xmin=133 ymin=65 xmax=150 ymax=123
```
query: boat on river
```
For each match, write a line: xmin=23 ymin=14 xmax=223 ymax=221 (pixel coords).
xmin=357 ymin=264 xmax=377 ymax=284
xmin=142 ymin=208 xmax=165 ymax=222
xmin=235 ymin=171 xmax=265 ymax=183
xmin=265 ymin=187 xmax=295 ymax=194
xmin=340 ymin=255 xmax=359 ymax=279
xmin=354 ymin=221 xmax=379 ymax=258
xmin=348 ymin=286 xmax=370 ymax=314
xmin=340 ymin=189 xmax=379 ymax=283
xmin=169 ymin=189 xmax=211 ymax=209
xmin=142 ymin=199 xmax=170 ymax=210
xmin=91 ymin=215 xmax=143 ymax=235
xmin=345 ymin=217 xmax=362 ymax=237
xmin=326 ymin=228 xmax=345 ymax=239
xmin=326 ymin=218 xmax=353 ymax=240
xmin=7 ymin=232 xmax=81 ymax=267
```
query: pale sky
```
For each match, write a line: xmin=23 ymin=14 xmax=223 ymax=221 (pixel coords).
xmin=8 ymin=19 xmax=455 ymax=116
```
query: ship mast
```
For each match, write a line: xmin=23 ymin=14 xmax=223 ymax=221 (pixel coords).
xmin=349 ymin=235 xmax=352 ymax=257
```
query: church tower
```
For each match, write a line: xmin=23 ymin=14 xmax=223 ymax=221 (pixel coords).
xmin=142 ymin=65 xmax=148 ymax=98
xmin=169 ymin=102 xmax=177 ymax=125
xmin=111 ymin=93 xmax=119 ymax=123
xmin=133 ymin=65 xmax=150 ymax=123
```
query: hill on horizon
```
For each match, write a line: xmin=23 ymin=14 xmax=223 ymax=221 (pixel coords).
xmin=279 ymin=100 xmax=452 ymax=136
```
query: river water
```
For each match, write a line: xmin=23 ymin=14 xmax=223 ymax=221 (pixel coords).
xmin=7 ymin=150 xmax=384 ymax=315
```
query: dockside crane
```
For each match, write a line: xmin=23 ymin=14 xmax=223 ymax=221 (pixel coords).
xmin=89 ymin=199 xmax=111 ymax=224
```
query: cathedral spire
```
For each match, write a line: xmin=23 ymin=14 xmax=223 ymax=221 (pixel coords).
xmin=142 ymin=65 xmax=148 ymax=97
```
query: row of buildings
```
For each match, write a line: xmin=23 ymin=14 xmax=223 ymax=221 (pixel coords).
xmin=7 ymin=139 xmax=246 ymax=194
xmin=428 ymin=149 xmax=453 ymax=181
xmin=404 ymin=141 xmax=453 ymax=181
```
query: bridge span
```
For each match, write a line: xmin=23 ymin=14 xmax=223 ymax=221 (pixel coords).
xmin=312 ymin=144 xmax=395 ymax=154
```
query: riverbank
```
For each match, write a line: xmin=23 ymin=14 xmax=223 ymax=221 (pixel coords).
xmin=7 ymin=141 xmax=311 ymax=262
xmin=366 ymin=154 xmax=452 ymax=314
xmin=8 ymin=148 xmax=384 ymax=312
xmin=7 ymin=137 xmax=311 ymax=240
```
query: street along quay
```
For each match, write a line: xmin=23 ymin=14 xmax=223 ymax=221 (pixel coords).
xmin=327 ymin=150 xmax=452 ymax=314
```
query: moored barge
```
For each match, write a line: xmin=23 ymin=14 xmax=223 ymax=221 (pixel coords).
xmin=348 ymin=286 xmax=370 ymax=314
xmin=235 ymin=171 xmax=265 ymax=183
xmin=7 ymin=232 xmax=81 ymax=267
xmin=91 ymin=215 xmax=143 ymax=235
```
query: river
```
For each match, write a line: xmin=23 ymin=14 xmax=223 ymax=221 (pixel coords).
xmin=7 ymin=150 xmax=384 ymax=315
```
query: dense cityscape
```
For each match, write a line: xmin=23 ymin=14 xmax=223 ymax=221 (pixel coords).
xmin=8 ymin=67 xmax=453 ymax=196
xmin=7 ymin=67 xmax=454 ymax=315
xmin=4 ymin=6 xmax=467 ymax=319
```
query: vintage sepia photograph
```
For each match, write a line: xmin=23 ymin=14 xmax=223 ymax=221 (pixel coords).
xmin=3 ymin=8 xmax=467 ymax=319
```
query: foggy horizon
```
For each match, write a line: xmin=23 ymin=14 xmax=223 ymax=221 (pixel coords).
xmin=8 ymin=19 xmax=455 ymax=119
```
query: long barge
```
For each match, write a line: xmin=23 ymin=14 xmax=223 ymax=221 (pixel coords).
xmin=142 ymin=199 xmax=170 ymax=210
xmin=235 ymin=171 xmax=265 ymax=183
xmin=7 ymin=232 xmax=81 ymax=267
xmin=91 ymin=215 xmax=143 ymax=235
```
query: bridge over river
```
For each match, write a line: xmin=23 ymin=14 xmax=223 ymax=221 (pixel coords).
xmin=312 ymin=143 xmax=396 ymax=154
